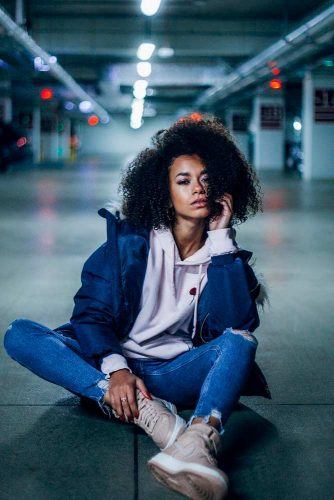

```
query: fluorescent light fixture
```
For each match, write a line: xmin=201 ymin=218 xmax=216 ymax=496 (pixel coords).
xmin=140 ymin=0 xmax=161 ymax=16
xmin=157 ymin=46 xmax=174 ymax=58
xmin=131 ymin=98 xmax=145 ymax=112
xmin=293 ymin=120 xmax=302 ymax=131
xmin=130 ymin=119 xmax=142 ymax=129
xmin=79 ymin=100 xmax=93 ymax=113
xmin=133 ymin=80 xmax=148 ymax=98
xmin=49 ymin=56 xmax=57 ymax=64
xmin=137 ymin=61 xmax=152 ymax=77
xmin=137 ymin=42 xmax=155 ymax=61
xmin=133 ymin=87 xmax=146 ymax=99
xmin=101 ymin=116 xmax=110 ymax=124
xmin=64 ymin=101 xmax=75 ymax=110
xmin=134 ymin=80 xmax=148 ymax=90
xmin=34 ymin=56 xmax=49 ymax=71
xmin=131 ymin=98 xmax=144 ymax=129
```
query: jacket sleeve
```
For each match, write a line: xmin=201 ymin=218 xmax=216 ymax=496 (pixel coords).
xmin=207 ymin=249 xmax=261 ymax=334
xmin=70 ymin=242 xmax=124 ymax=367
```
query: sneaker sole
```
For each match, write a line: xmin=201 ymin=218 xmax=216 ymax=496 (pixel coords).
xmin=148 ymin=452 xmax=228 ymax=500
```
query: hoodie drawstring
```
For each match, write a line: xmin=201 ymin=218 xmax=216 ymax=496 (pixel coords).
xmin=191 ymin=263 xmax=203 ymax=339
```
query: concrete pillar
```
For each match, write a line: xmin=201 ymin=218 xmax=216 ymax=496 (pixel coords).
xmin=41 ymin=114 xmax=60 ymax=162
xmin=302 ymin=71 xmax=334 ymax=180
xmin=251 ymin=94 xmax=285 ymax=171
xmin=0 ymin=97 xmax=12 ymax=123
xmin=226 ymin=108 xmax=250 ymax=161
xmin=58 ymin=117 xmax=71 ymax=161
xmin=50 ymin=115 xmax=59 ymax=161
xmin=32 ymin=107 xmax=41 ymax=164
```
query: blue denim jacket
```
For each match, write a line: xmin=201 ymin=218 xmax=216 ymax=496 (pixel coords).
xmin=55 ymin=208 xmax=272 ymax=400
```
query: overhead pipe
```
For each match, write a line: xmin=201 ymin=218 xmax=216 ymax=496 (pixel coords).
xmin=197 ymin=3 xmax=334 ymax=107
xmin=0 ymin=5 xmax=110 ymax=123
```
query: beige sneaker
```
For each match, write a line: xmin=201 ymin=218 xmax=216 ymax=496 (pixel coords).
xmin=147 ymin=422 xmax=229 ymax=499
xmin=134 ymin=389 xmax=187 ymax=450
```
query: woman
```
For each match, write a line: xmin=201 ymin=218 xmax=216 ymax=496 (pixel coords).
xmin=4 ymin=116 xmax=270 ymax=500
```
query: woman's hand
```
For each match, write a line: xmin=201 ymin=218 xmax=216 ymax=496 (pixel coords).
xmin=107 ymin=369 xmax=152 ymax=422
xmin=209 ymin=193 xmax=233 ymax=230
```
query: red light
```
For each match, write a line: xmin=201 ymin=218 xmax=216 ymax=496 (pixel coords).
xmin=189 ymin=112 xmax=203 ymax=121
xmin=178 ymin=112 xmax=203 ymax=123
xmin=88 ymin=115 xmax=99 ymax=126
xmin=40 ymin=88 xmax=53 ymax=100
xmin=272 ymin=67 xmax=281 ymax=76
xmin=269 ymin=79 xmax=282 ymax=90
xmin=17 ymin=136 xmax=27 ymax=148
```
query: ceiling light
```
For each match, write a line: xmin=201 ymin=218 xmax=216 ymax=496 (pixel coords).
xmin=140 ymin=0 xmax=161 ymax=16
xmin=34 ymin=56 xmax=50 ymax=72
xmin=157 ymin=46 xmax=174 ymax=58
xmin=64 ymin=101 xmax=75 ymax=110
xmin=137 ymin=61 xmax=152 ymax=77
xmin=137 ymin=42 xmax=155 ymax=61
xmin=133 ymin=80 xmax=148 ymax=99
xmin=79 ymin=100 xmax=93 ymax=113
xmin=293 ymin=120 xmax=302 ymax=131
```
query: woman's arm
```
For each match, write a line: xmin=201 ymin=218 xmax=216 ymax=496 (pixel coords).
xmin=205 ymin=192 xmax=261 ymax=334
xmin=206 ymin=249 xmax=260 ymax=334
xmin=70 ymin=242 xmax=124 ymax=367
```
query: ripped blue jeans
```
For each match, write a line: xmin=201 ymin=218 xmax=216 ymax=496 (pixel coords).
xmin=127 ymin=328 xmax=258 ymax=435
xmin=3 ymin=319 xmax=257 ymax=435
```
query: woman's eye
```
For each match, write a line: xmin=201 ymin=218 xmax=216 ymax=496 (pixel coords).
xmin=177 ymin=177 xmax=208 ymax=185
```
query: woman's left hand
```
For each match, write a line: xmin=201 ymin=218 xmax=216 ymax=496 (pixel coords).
xmin=209 ymin=193 xmax=233 ymax=230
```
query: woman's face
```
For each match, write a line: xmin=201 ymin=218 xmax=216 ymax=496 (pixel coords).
xmin=168 ymin=154 xmax=210 ymax=221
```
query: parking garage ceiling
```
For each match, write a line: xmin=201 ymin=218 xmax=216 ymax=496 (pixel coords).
xmin=1 ymin=0 xmax=334 ymax=117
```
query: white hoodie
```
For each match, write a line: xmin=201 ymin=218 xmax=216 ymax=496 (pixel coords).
xmin=101 ymin=226 xmax=238 ymax=375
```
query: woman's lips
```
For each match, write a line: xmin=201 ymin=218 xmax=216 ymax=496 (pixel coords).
xmin=191 ymin=200 xmax=207 ymax=208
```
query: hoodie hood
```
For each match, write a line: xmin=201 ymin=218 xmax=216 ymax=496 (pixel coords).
xmin=154 ymin=227 xmax=211 ymax=338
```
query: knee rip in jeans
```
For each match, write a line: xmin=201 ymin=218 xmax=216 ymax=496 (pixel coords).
xmin=230 ymin=328 xmax=258 ymax=344
xmin=189 ymin=409 xmax=224 ymax=435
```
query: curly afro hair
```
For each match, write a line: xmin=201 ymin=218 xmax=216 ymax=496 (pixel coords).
xmin=118 ymin=114 xmax=262 ymax=230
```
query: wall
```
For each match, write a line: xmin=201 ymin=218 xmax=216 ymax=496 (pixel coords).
xmin=78 ymin=115 xmax=175 ymax=163
xmin=302 ymin=72 xmax=334 ymax=180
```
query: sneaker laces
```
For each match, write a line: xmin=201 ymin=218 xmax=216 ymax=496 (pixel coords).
xmin=136 ymin=398 xmax=161 ymax=433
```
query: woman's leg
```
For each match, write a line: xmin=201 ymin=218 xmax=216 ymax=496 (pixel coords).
xmin=188 ymin=328 xmax=258 ymax=434
xmin=3 ymin=318 xmax=109 ymax=407
xmin=128 ymin=327 xmax=258 ymax=435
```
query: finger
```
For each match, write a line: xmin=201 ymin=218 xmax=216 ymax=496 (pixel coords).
xmin=119 ymin=393 xmax=133 ymax=422
xmin=126 ymin=387 xmax=139 ymax=418
xmin=136 ymin=378 xmax=153 ymax=400
xmin=109 ymin=393 xmax=120 ymax=419
xmin=222 ymin=199 xmax=232 ymax=215
xmin=224 ymin=196 xmax=233 ymax=212
xmin=113 ymin=390 xmax=125 ymax=420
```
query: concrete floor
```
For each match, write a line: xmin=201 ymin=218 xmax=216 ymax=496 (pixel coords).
xmin=0 ymin=159 xmax=333 ymax=499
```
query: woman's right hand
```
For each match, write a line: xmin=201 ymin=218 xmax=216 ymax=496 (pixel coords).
xmin=107 ymin=369 xmax=152 ymax=422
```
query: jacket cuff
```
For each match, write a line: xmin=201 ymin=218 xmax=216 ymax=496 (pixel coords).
xmin=100 ymin=353 xmax=132 ymax=375
xmin=207 ymin=227 xmax=238 ymax=255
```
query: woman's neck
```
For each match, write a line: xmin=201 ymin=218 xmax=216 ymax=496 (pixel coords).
xmin=171 ymin=219 xmax=207 ymax=261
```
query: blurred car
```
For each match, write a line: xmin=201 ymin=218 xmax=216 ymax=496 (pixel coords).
xmin=0 ymin=120 xmax=32 ymax=173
